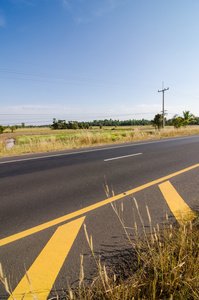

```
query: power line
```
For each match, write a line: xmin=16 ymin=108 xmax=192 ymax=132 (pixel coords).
xmin=0 ymin=68 xmax=157 ymax=90
xmin=0 ymin=112 xmax=178 ymax=126
xmin=158 ymin=83 xmax=169 ymax=128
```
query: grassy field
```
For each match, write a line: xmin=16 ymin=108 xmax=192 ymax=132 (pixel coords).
xmin=1 ymin=125 xmax=199 ymax=157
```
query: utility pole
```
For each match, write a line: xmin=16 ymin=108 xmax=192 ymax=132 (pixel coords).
xmin=158 ymin=83 xmax=169 ymax=128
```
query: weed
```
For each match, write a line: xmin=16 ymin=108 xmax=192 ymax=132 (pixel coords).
xmin=1 ymin=202 xmax=198 ymax=299
xmin=65 ymin=200 xmax=199 ymax=300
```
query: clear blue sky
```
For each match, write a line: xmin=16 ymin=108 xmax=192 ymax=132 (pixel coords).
xmin=1 ymin=0 xmax=199 ymax=125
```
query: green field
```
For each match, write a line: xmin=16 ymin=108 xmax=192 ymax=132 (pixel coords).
xmin=1 ymin=125 xmax=199 ymax=157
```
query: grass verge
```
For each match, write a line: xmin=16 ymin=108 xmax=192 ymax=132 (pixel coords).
xmin=0 ymin=199 xmax=198 ymax=299
xmin=1 ymin=126 xmax=199 ymax=157
xmin=67 ymin=200 xmax=199 ymax=300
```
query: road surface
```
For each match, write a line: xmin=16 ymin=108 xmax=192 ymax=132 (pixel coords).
xmin=0 ymin=135 xmax=199 ymax=299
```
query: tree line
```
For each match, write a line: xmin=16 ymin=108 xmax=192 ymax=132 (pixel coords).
xmin=51 ymin=113 xmax=197 ymax=130
xmin=50 ymin=118 xmax=151 ymax=130
xmin=0 ymin=111 xmax=198 ymax=134
xmin=152 ymin=111 xmax=196 ymax=130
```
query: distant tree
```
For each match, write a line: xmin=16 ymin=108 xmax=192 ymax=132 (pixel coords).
xmin=58 ymin=119 xmax=67 ymax=129
xmin=171 ymin=111 xmax=195 ymax=128
xmin=192 ymin=116 xmax=199 ymax=125
xmin=21 ymin=122 xmax=25 ymax=128
xmin=82 ymin=118 xmax=151 ymax=127
xmin=0 ymin=125 xmax=5 ymax=134
xmin=151 ymin=114 xmax=162 ymax=130
xmin=51 ymin=117 xmax=153 ymax=129
xmin=84 ymin=123 xmax=89 ymax=129
xmin=182 ymin=111 xmax=195 ymax=125
xmin=52 ymin=118 xmax=58 ymax=129
xmin=78 ymin=122 xmax=84 ymax=129
xmin=171 ymin=115 xmax=184 ymax=128
xmin=72 ymin=122 xmax=79 ymax=130
xmin=10 ymin=125 xmax=16 ymax=133
xmin=51 ymin=118 xmax=67 ymax=129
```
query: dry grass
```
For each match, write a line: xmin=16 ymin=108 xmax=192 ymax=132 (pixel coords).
xmin=1 ymin=126 xmax=199 ymax=157
xmin=65 ymin=200 xmax=199 ymax=300
xmin=0 ymin=198 xmax=198 ymax=299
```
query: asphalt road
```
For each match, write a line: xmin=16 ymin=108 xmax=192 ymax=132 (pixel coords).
xmin=0 ymin=135 xmax=199 ymax=299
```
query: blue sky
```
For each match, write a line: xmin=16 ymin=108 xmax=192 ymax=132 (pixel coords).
xmin=1 ymin=0 xmax=199 ymax=125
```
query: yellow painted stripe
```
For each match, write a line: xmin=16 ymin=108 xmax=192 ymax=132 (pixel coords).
xmin=159 ymin=181 xmax=196 ymax=224
xmin=1 ymin=163 xmax=199 ymax=247
xmin=8 ymin=217 xmax=85 ymax=300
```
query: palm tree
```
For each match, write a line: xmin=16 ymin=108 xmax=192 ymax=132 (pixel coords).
xmin=171 ymin=114 xmax=184 ymax=128
xmin=182 ymin=111 xmax=195 ymax=125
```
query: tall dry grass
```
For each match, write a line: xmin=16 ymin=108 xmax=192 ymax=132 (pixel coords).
xmin=0 ymin=198 xmax=198 ymax=299
xmin=65 ymin=199 xmax=199 ymax=300
xmin=1 ymin=126 xmax=199 ymax=157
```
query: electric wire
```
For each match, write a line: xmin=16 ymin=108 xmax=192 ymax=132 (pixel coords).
xmin=0 ymin=68 xmax=157 ymax=89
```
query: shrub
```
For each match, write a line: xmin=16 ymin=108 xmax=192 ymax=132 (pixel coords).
xmin=0 ymin=125 xmax=5 ymax=134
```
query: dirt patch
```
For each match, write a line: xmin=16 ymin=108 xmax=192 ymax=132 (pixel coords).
xmin=0 ymin=133 xmax=19 ymax=142
xmin=0 ymin=131 xmax=51 ymax=142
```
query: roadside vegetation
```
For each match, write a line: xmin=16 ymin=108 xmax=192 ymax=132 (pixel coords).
xmin=1 ymin=200 xmax=198 ymax=299
xmin=0 ymin=110 xmax=198 ymax=157
xmin=65 ymin=202 xmax=199 ymax=300
xmin=70 ymin=206 xmax=199 ymax=300
xmin=1 ymin=125 xmax=199 ymax=157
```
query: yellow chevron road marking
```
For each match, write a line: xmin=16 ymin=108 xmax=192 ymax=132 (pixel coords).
xmin=1 ymin=163 xmax=199 ymax=247
xmin=159 ymin=181 xmax=196 ymax=224
xmin=8 ymin=217 xmax=85 ymax=300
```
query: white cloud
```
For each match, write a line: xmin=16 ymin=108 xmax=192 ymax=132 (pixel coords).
xmin=62 ymin=0 xmax=71 ymax=9
xmin=1 ymin=105 xmax=84 ymax=125
xmin=61 ymin=0 xmax=127 ymax=23
xmin=92 ymin=0 xmax=120 ymax=17
xmin=3 ymin=104 xmax=73 ymax=113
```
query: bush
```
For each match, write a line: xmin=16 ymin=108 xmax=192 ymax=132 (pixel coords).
xmin=0 ymin=125 xmax=5 ymax=134
xmin=65 ymin=200 xmax=199 ymax=300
